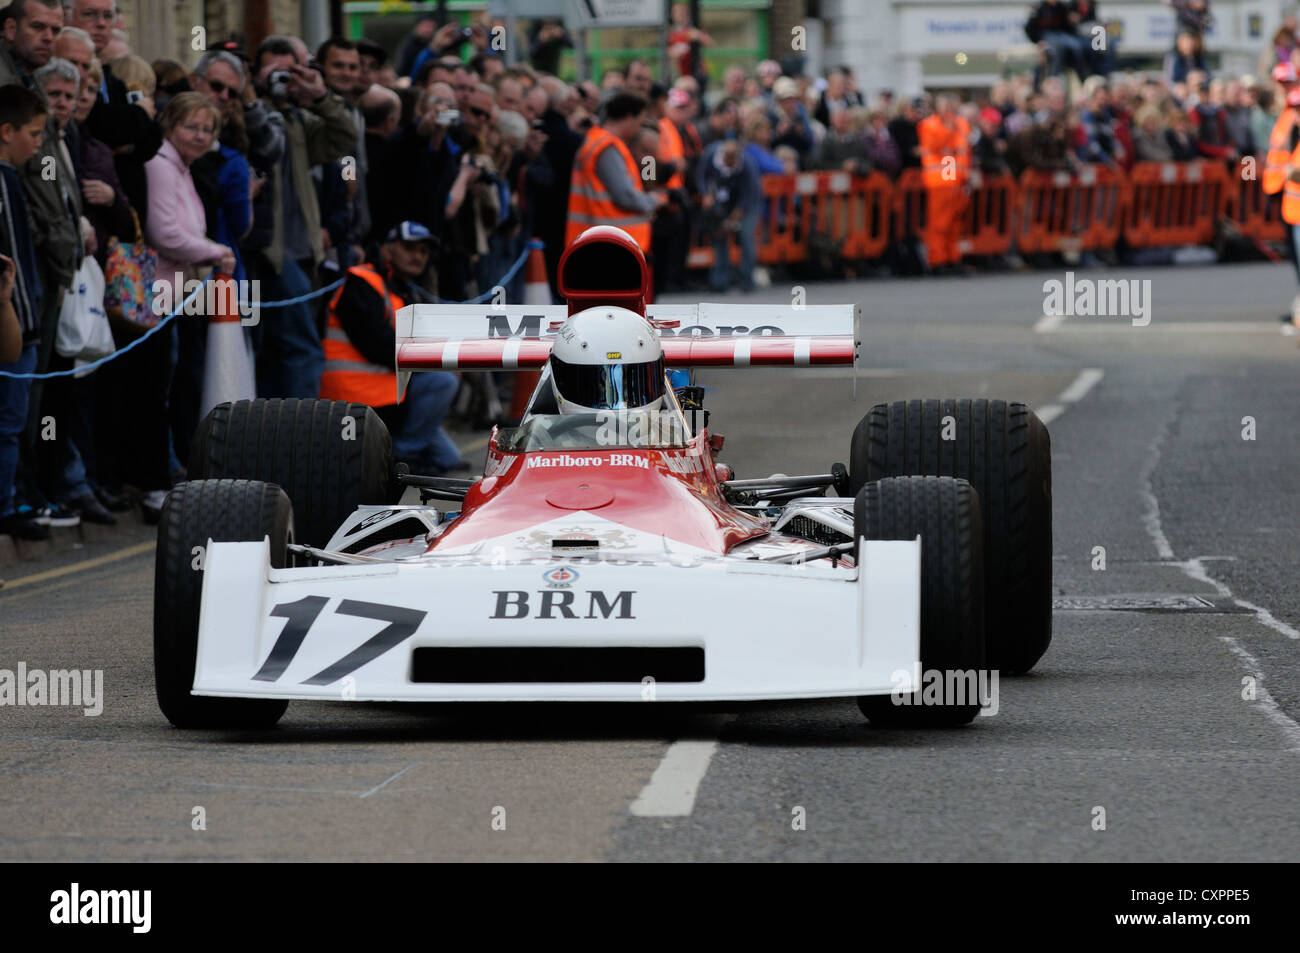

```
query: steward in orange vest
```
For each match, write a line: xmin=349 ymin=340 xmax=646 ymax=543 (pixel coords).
xmin=566 ymin=92 xmax=664 ymax=251
xmin=321 ymin=221 xmax=467 ymax=474
xmin=917 ymin=95 xmax=972 ymax=270
xmin=321 ymin=223 xmax=437 ymax=408
xmin=1262 ymin=63 xmax=1300 ymax=199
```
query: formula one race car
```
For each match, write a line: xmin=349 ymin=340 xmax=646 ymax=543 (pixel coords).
xmin=154 ymin=227 xmax=1051 ymax=730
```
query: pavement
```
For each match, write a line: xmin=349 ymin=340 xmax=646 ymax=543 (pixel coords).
xmin=1 ymin=261 xmax=1298 ymax=861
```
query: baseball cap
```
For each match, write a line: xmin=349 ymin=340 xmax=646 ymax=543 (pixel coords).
xmin=385 ymin=221 xmax=437 ymax=245
xmin=1273 ymin=62 xmax=1298 ymax=84
xmin=667 ymin=88 xmax=690 ymax=108
xmin=980 ymin=107 xmax=1002 ymax=124
xmin=1288 ymin=86 xmax=1300 ymax=106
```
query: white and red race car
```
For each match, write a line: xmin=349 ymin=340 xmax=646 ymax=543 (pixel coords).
xmin=155 ymin=227 xmax=1052 ymax=730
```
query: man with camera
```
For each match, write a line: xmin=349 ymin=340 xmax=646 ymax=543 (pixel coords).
xmin=248 ymin=35 xmax=356 ymax=400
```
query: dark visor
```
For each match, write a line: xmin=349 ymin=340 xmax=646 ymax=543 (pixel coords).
xmin=550 ymin=356 xmax=666 ymax=410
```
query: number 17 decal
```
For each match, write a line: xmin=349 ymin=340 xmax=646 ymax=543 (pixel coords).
xmin=253 ymin=598 xmax=426 ymax=686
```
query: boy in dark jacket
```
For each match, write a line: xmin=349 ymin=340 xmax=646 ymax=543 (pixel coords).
xmin=0 ymin=85 xmax=49 ymax=539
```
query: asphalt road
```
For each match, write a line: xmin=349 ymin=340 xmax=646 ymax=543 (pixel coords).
xmin=2 ymin=261 xmax=1298 ymax=861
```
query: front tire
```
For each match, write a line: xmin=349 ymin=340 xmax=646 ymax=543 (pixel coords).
xmin=850 ymin=399 xmax=1051 ymax=674
xmin=855 ymin=476 xmax=986 ymax=728
xmin=188 ymin=398 xmax=395 ymax=548
xmin=154 ymin=479 xmax=292 ymax=729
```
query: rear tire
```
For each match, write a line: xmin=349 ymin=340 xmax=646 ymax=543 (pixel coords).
xmin=155 ymin=480 xmax=291 ymax=729
xmin=855 ymin=476 xmax=986 ymax=728
xmin=850 ymin=399 xmax=1051 ymax=674
xmin=189 ymin=398 xmax=395 ymax=548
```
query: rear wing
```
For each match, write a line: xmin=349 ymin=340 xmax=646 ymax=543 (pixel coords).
xmin=395 ymin=302 xmax=860 ymax=396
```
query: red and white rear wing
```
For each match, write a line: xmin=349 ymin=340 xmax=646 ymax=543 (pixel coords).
xmin=395 ymin=302 xmax=859 ymax=394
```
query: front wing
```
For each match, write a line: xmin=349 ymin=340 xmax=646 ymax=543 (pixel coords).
xmin=191 ymin=539 xmax=921 ymax=703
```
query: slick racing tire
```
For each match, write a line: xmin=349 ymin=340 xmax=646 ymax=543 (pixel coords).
xmin=855 ymin=476 xmax=986 ymax=728
xmin=155 ymin=480 xmax=291 ymax=729
xmin=849 ymin=399 xmax=1052 ymax=674
xmin=189 ymin=398 xmax=395 ymax=548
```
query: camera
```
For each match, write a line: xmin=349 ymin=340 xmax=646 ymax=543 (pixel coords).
xmin=436 ymin=108 xmax=460 ymax=127
xmin=126 ymin=89 xmax=144 ymax=105
xmin=268 ymin=69 xmax=291 ymax=99
xmin=460 ymin=27 xmax=475 ymax=41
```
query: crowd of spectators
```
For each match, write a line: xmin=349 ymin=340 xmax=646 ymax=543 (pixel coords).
xmin=0 ymin=0 xmax=1291 ymax=542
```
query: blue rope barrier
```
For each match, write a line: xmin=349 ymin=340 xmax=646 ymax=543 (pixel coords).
xmin=0 ymin=275 xmax=214 ymax=382
xmin=434 ymin=240 xmax=542 ymax=304
xmin=0 ymin=240 xmax=545 ymax=381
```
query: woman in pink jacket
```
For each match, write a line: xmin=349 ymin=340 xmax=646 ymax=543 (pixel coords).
xmin=136 ymin=93 xmax=236 ymax=520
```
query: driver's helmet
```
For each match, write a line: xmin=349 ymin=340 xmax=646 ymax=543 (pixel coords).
xmin=549 ymin=306 xmax=666 ymax=414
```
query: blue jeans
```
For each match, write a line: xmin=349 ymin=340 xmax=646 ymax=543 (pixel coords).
xmin=709 ymin=208 xmax=758 ymax=292
xmin=0 ymin=344 xmax=37 ymax=517
xmin=257 ymin=257 xmax=323 ymax=398
xmin=391 ymin=371 xmax=461 ymax=470
xmin=1043 ymin=30 xmax=1088 ymax=77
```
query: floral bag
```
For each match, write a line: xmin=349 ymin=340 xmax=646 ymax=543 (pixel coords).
xmin=103 ymin=208 xmax=158 ymax=338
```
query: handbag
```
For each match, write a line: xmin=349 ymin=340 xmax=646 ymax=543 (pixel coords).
xmin=55 ymin=255 xmax=114 ymax=360
xmin=103 ymin=208 xmax=158 ymax=338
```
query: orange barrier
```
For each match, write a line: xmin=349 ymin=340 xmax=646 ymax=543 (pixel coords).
xmin=1124 ymin=160 xmax=1229 ymax=247
xmin=675 ymin=161 xmax=1267 ymax=272
xmin=963 ymin=170 xmax=1018 ymax=256
xmin=1225 ymin=162 xmax=1287 ymax=244
xmin=1014 ymin=165 xmax=1129 ymax=253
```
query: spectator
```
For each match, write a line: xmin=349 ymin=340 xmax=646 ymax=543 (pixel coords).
xmin=315 ymin=37 xmax=371 ymax=269
xmin=527 ymin=19 xmax=571 ymax=75
xmin=1074 ymin=0 xmax=1115 ymax=77
xmin=565 ymin=91 xmax=663 ymax=252
xmin=973 ymin=106 xmax=1010 ymax=173
xmin=624 ymin=59 xmax=653 ymax=99
xmin=1076 ymin=82 xmax=1125 ymax=166
xmin=1165 ymin=105 xmax=1200 ymax=159
xmin=71 ymin=57 xmax=132 ymax=266
xmin=1026 ymin=0 xmax=1088 ymax=80
xmin=668 ymin=1 xmax=712 ymax=82
xmin=536 ymin=75 xmax=583 ymax=290
xmin=862 ymin=108 xmax=902 ymax=177
xmin=694 ymin=95 xmax=737 ymax=152
xmin=770 ymin=76 xmax=813 ymax=160
xmin=396 ymin=15 xmax=435 ymax=78
xmin=320 ymin=221 xmax=464 ymax=474
xmin=813 ymin=67 xmax=860 ymax=127
xmin=814 ymin=106 xmax=871 ymax=174
xmin=138 ymin=93 xmax=234 ymax=518
xmin=0 ymin=85 xmax=48 ymax=540
xmin=742 ymin=114 xmax=784 ymax=174
xmin=1246 ymin=79 xmax=1275 ymax=160
xmin=1168 ymin=30 xmax=1209 ymax=84
xmin=441 ymin=82 xmax=501 ymax=299
xmin=889 ymin=96 xmax=923 ymax=169
xmin=696 ymin=138 xmax=759 ymax=293
xmin=249 ymin=35 xmax=356 ymax=399
xmin=1189 ymin=78 xmax=1237 ymax=160
xmin=1132 ymin=104 xmax=1174 ymax=160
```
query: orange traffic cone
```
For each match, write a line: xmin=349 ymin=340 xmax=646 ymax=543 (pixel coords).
xmin=199 ymin=272 xmax=256 ymax=419
xmin=510 ymin=241 xmax=549 ymax=420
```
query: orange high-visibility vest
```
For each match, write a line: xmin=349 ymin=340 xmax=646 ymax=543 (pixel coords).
xmin=918 ymin=114 xmax=971 ymax=188
xmin=658 ymin=116 xmax=685 ymax=190
xmin=1263 ymin=109 xmax=1298 ymax=196
xmin=1283 ymin=142 xmax=1300 ymax=223
xmin=320 ymin=263 xmax=405 ymax=408
xmin=566 ymin=125 xmax=652 ymax=249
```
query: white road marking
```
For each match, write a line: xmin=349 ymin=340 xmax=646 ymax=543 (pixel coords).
xmin=1057 ymin=367 xmax=1106 ymax=403
xmin=1136 ymin=419 xmax=1300 ymax=746
xmin=1036 ymin=367 xmax=1104 ymax=427
xmin=630 ymin=716 xmax=732 ymax=817
xmin=1033 ymin=312 xmax=1065 ymax=333
xmin=360 ymin=762 xmax=419 ymax=799
xmin=1219 ymin=638 xmax=1300 ymax=751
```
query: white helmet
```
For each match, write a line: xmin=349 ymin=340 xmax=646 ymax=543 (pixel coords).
xmin=549 ymin=307 xmax=666 ymax=414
